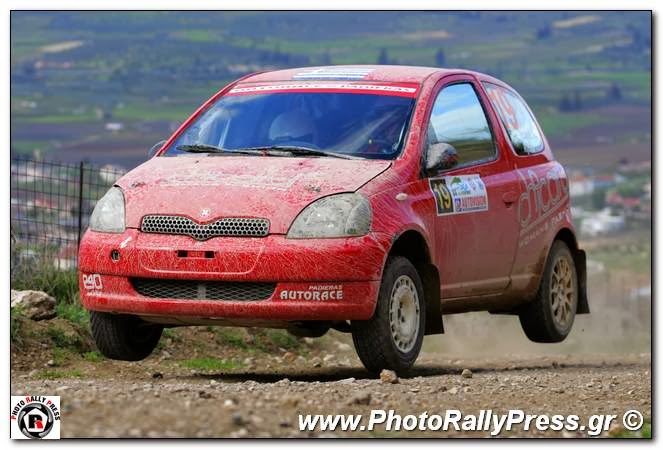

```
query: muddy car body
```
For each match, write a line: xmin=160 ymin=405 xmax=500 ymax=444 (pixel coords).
xmin=80 ymin=65 xmax=588 ymax=373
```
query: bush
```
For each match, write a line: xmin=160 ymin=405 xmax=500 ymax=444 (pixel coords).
xmin=46 ymin=323 xmax=91 ymax=353
xmin=56 ymin=302 xmax=89 ymax=327
xmin=10 ymin=308 xmax=23 ymax=346
xmin=11 ymin=258 xmax=79 ymax=305
xmin=82 ymin=351 xmax=102 ymax=362
xmin=215 ymin=328 xmax=249 ymax=349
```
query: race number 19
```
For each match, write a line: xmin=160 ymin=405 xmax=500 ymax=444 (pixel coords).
xmin=430 ymin=179 xmax=454 ymax=215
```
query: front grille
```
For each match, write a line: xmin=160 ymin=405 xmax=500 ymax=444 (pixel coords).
xmin=141 ymin=215 xmax=269 ymax=240
xmin=131 ymin=278 xmax=276 ymax=301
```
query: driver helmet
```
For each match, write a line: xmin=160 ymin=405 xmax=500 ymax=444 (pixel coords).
xmin=268 ymin=110 xmax=317 ymax=144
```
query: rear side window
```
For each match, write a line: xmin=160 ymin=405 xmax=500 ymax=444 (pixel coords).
xmin=483 ymin=82 xmax=544 ymax=155
xmin=427 ymin=83 xmax=496 ymax=166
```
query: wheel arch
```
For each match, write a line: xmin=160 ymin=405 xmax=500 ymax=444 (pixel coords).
xmin=388 ymin=229 xmax=444 ymax=334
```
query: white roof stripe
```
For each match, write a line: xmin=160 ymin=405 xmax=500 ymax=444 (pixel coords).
xmin=293 ymin=67 xmax=374 ymax=80
xmin=229 ymin=83 xmax=417 ymax=94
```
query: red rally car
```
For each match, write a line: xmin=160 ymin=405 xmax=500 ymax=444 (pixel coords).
xmin=79 ymin=65 xmax=588 ymax=374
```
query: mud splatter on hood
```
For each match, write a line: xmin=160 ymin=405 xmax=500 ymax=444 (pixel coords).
xmin=117 ymin=155 xmax=391 ymax=233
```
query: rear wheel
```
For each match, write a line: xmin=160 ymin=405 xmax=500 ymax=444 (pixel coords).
xmin=351 ymin=256 xmax=425 ymax=375
xmin=519 ymin=240 xmax=578 ymax=343
xmin=89 ymin=311 xmax=163 ymax=361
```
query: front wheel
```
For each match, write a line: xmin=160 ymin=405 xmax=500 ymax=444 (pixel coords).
xmin=351 ymin=256 xmax=425 ymax=375
xmin=89 ymin=311 xmax=163 ymax=361
xmin=519 ymin=240 xmax=578 ymax=343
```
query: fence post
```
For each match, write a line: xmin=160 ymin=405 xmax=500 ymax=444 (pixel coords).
xmin=77 ymin=161 xmax=85 ymax=247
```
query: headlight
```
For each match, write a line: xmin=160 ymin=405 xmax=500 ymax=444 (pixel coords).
xmin=89 ymin=187 xmax=125 ymax=233
xmin=287 ymin=193 xmax=372 ymax=238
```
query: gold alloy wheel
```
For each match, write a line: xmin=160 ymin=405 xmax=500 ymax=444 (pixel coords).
xmin=389 ymin=275 xmax=420 ymax=353
xmin=550 ymin=256 xmax=575 ymax=329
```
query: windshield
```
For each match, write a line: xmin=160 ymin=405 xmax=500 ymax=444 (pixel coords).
xmin=163 ymin=89 xmax=416 ymax=160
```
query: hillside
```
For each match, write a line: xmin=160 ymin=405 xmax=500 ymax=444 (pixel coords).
xmin=10 ymin=11 xmax=651 ymax=169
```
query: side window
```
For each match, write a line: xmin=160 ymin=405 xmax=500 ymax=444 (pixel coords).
xmin=427 ymin=83 xmax=496 ymax=167
xmin=483 ymin=82 xmax=544 ymax=155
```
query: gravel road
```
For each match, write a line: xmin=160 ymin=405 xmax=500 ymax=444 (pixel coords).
xmin=11 ymin=351 xmax=651 ymax=438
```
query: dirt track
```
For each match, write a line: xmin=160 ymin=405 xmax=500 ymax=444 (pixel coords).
xmin=11 ymin=347 xmax=650 ymax=438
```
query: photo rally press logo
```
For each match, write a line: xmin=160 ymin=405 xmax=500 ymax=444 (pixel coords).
xmin=11 ymin=396 xmax=60 ymax=439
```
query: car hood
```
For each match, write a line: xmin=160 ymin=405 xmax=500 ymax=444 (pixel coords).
xmin=117 ymin=155 xmax=390 ymax=234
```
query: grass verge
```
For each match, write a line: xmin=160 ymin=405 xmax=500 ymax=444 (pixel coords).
xmin=11 ymin=263 xmax=79 ymax=305
xmin=609 ymin=418 xmax=651 ymax=438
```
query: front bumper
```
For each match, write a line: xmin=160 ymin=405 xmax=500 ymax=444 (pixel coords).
xmin=79 ymin=230 xmax=390 ymax=322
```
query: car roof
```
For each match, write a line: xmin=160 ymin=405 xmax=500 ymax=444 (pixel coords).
xmin=240 ymin=65 xmax=455 ymax=84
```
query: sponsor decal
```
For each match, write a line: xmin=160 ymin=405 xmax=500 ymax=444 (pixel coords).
xmin=519 ymin=209 xmax=566 ymax=249
xmin=485 ymin=84 xmax=521 ymax=131
xmin=430 ymin=175 xmax=489 ymax=216
xmin=11 ymin=396 xmax=60 ymax=439
xmin=515 ymin=165 xmax=570 ymax=248
xmin=292 ymin=67 xmax=374 ymax=80
xmin=82 ymin=273 xmax=103 ymax=291
xmin=228 ymin=83 xmax=417 ymax=97
xmin=517 ymin=166 xmax=569 ymax=233
xmin=279 ymin=284 xmax=344 ymax=301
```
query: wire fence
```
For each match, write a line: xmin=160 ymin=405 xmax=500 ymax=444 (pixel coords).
xmin=10 ymin=158 xmax=127 ymax=272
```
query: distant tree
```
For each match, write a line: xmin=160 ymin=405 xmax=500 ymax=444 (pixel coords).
xmin=559 ymin=93 xmax=573 ymax=112
xmin=320 ymin=51 xmax=332 ymax=65
xmin=21 ymin=61 xmax=36 ymax=78
xmin=572 ymin=90 xmax=583 ymax=111
xmin=536 ymin=25 xmax=552 ymax=40
xmin=558 ymin=90 xmax=583 ymax=112
xmin=616 ymin=179 xmax=645 ymax=198
xmin=591 ymin=188 xmax=607 ymax=210
xmin=627 ymin=24 xmax=645 ymax=51
xmin=377 ymin=48 xmax=390 ymax=65
xmin=608 ymin=83 xmax=623 ymax=102
xmin=435 ymin=48 xmax=446 ymax=67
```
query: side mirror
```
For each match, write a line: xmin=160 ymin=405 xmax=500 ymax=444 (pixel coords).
xmin=148 ymin=140 xmax=167 ymax=158
xmin=425 ymin=142 xmax=459 ymax=175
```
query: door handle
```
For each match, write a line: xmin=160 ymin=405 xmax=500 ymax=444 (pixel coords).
xmin=502 ymin=191 xmax=518 ymax=206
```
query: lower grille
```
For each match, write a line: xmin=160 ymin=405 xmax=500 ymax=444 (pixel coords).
xmin=131 ymin=278 xmax=275 ymax=301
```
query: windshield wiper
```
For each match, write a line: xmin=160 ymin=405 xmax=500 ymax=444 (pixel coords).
xmin=176 ymin=144 xmax=264 ymax=156
xmin=177 ymin=143 xmax=361 ymax=160
xmin=241 ymin=145 xmax=362 ymax=160
xmin=176 ymin=144 xmax=227 ymax=153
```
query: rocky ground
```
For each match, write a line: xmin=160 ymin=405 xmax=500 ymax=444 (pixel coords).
xmin=10 ymin=317 xmax=651 ymax=438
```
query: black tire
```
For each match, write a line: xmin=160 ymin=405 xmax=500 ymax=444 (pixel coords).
xmin=519 ymin=240 xmax=578 ymax=343
xmin=89 ymin=311 xmax=163 ymax=361
xmin=351 ymin=256 xmax=426 ymax=375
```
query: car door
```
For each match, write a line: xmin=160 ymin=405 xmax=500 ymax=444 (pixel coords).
xmin=423 ymin=76 xmax=521 ymax=299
